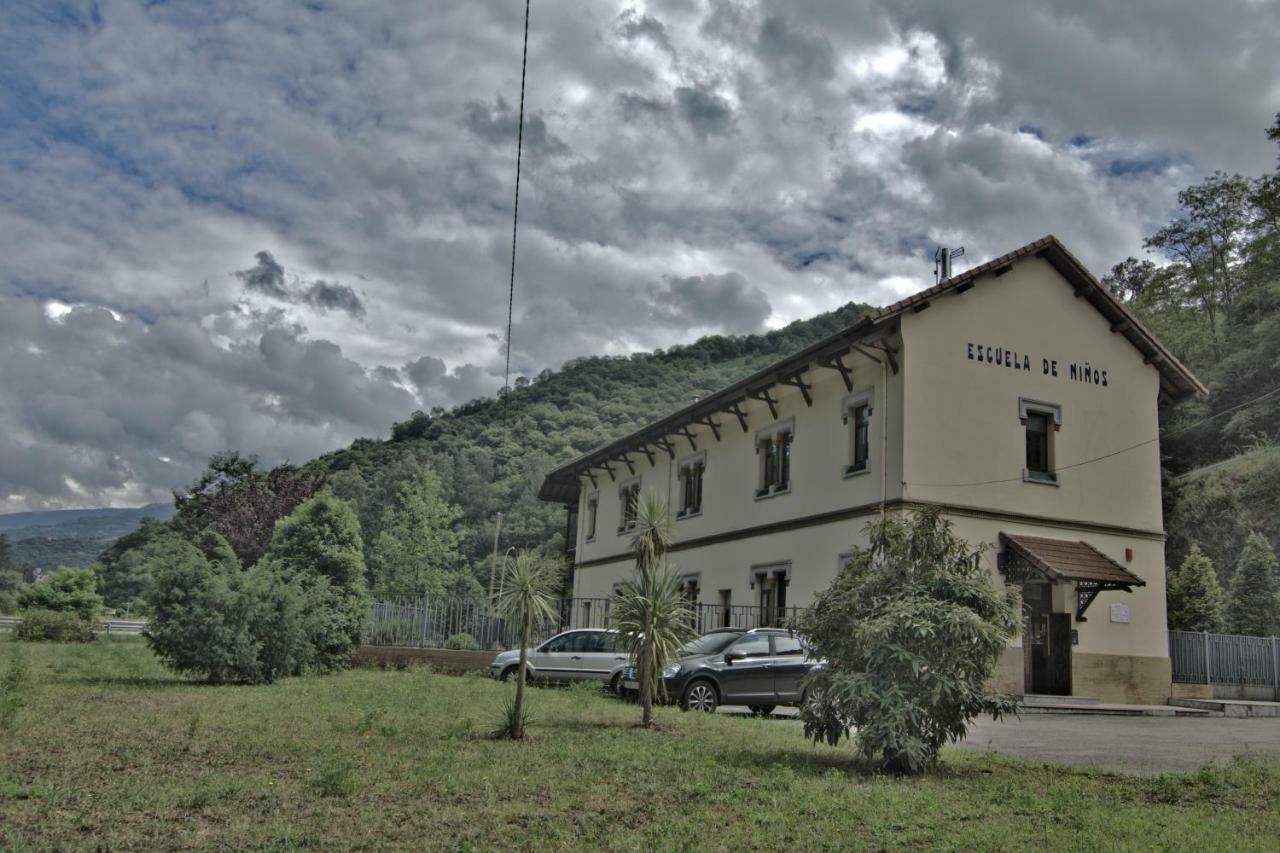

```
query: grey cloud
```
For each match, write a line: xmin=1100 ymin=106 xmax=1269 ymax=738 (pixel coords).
xmin=235 ymin=251 xmax=289 ymax=300
xmin=404 ymin=355 xmax=497 ymax=407
xmin=756 ymin=15 xmax=835 ymax=85
xmin=302 ymin=280 xmax=367 ymax=319
xmin=675 ymin=84 xmax=734 ymax=138
xmin=616 ymin=8 xmax=673 ymax=54
xmin=657 ymin=272 xmax=772 ymax=335
xmin=462 ymin=97 xmax=570 ymax=158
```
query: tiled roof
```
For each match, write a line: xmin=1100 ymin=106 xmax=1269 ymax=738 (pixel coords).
xmin=1000 ymin=533 xmax=1145 ymax=586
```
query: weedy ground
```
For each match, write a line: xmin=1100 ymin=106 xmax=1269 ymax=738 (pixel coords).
xmin=1 ymin=635 xmax=1277 ymax=850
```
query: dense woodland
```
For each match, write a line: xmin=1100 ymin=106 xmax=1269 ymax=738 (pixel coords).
xmin=6 ymin=119 xmax=1279 ymax=635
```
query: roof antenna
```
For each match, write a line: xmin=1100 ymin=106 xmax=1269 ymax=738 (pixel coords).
xmin=934 ymin=246 xmax=964 ymax=284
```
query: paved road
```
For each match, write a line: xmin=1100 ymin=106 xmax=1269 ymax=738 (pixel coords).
xmin=717 ymin=705 xmax=1280 ymax=775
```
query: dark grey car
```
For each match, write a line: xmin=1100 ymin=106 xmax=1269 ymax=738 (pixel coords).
xmin=622 ymin=628 xmax=820 ymax=715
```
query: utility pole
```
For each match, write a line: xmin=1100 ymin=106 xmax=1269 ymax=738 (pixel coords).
xmin=487 ymin=512 xmax=504 ymax=612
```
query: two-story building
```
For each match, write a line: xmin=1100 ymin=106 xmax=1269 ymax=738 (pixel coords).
xmin=537 ymin=236 xmax=1207 ymax=704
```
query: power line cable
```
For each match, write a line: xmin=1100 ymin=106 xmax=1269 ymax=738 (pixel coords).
xmin=503 ymin=0 xmax=531 ymax=394
xmin=909 ymin=383 xmax=1280 ymax=488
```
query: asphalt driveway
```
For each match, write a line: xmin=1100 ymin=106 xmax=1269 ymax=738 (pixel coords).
xmin=717 ymin=705 xmax=1280 ymax=775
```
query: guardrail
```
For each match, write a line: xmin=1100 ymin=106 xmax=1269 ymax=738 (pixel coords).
xmin=0 ymin=616 xmax=147 ymax=634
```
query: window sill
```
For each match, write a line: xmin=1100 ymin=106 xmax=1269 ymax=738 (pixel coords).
xmin=754 ymin=486 xmax=791 ymax=502
xmin=616 ymin=526 xmax=637 ymax=536
xmin=1022 ymin=470 xmax=1059 ymax=486
xmin=676 ymin=509 xmax=702 ymax=521
xmin=584 ymin=536 xmax=596 ymax=544
xmin=843 ymin=464 xmax=869 ymax=479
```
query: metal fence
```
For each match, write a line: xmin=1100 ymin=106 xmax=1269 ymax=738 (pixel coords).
xmin=367 ymin=596 xmax=806 ymax=650
xmin=1169 ymin=629 xmax=1280 ymax=696
xmin=0 ymin=616 xmax=147 ymax=634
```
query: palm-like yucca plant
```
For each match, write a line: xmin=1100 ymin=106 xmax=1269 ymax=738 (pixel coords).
xmin=495 ymin=551 xmax=562 ymax=739
xmin=612 ymin=560 xmax=698 ymax=725
xmin=612 ymin=492 xmax=696 ymax=726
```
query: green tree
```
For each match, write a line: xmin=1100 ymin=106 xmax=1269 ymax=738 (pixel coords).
xmin=0 ymin=534 xmax=23 ymax=614
xmin=367 ymin=467 xmax=464 ymax=600
xmin=1224 ymin=533 xmax=1280 ymax=637
xmin=96 ymin=517 xmax=169 ymax=613
xmin=1166 ymin=545 xmax=1226 ymax=632
xmin=17 ymin=567 xmax=103 ymax=622
xmin=495 ymin=551 xmax=562 ymax=739
xmin=794 ymin=508 xmax=1021 ymax=774
xmin=258 ymin=494 xmax=370 ymax=671
xmin=611 ymin=492 xmax=696 ymax=727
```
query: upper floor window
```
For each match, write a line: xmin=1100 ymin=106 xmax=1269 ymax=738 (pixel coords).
xmin=755 ymin=419 xmax=794 ymax=498
xmin=618 ymin=479 xmax=641 ymax=533
xmin=584 ymin=494 xmax=599 ymax=542
xmin=1019 ymin=399 xmax=1061 ymax=484
xmin=677 ymin=453 xmax=705 ymax=518
xmin=842 ymin=389 xmax=874 ymax=476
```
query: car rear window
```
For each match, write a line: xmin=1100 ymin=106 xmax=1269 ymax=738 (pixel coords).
xmin=773 ymin=635 xmax=803 ymax=656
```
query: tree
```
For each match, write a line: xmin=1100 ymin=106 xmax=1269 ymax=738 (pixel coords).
xmin=611 ymin=492 xmax=696 ymax=727
xmin=17 ymin=567 xmax=103 ymax=622
xmin=96 ymin=517 xmax=169 ymax=613
xmin=173 ymin=451 xmax=327 ymax=567
xmin=257 ymin=494 xmax=370 ymax=671
xmin=1166 ymin=545 xmax=1226 ymax=632
xmin=495 ymin=551 xmax=562 ymax=739
xmin=367 ymin=466 xmax=464 ymax=600
xmin=1224 ymin=533 xmax=1280 ymax=637
xmin=0 ymin=534 xmax=23 ymax=614
xmin=793 ymin=508 xmax=1021 ymax=774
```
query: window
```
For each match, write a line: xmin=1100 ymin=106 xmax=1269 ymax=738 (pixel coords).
xmin=850 ymin=403 xmax=871 ymax=473
xmin=584 ymin=494 xmax=599 ymax=542
xmin=730 ymin=634 xmax=772 ymax=657
xmin=1019 ymin=399 xmax=1062 ymax=484
xmin=677 ymin=454 xmax=705 ymax=518
xmin=618 ymin=480 xmax=640 ymax=532
xmin=755 ymin=420 xmax=794 ymax=498
xmin=773 ymin=635 xmax=803 ymax=656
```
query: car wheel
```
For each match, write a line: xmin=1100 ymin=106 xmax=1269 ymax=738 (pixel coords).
xmin=499 ymin=665 xmax=520 ymax=682
xmin=609 ymin=672 xmax=624 ymax=697
xmin=681 ymin=680 xmax=718 ymax=713
xmin=747 ymin=704 xmax=776 ymax=717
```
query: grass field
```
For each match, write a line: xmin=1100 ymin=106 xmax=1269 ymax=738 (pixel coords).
xmin=2 ymin=636 xmax=1278 ymax=850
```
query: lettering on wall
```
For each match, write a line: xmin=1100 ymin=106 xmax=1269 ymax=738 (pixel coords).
xmin=965 ymin=342 xmax=1109 ymax=388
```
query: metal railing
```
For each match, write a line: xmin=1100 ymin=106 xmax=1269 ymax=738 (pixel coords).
xmin=366 ymin=596 xmax=808 ymax=651
xmin=0 ymin=616 xmax=147 ymax=634
xmin=1169 ymin=629 xmax=1280 ymax=697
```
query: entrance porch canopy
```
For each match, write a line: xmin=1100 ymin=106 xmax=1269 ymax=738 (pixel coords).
xmin=997 ymin=533 xmax=1145 ymax=621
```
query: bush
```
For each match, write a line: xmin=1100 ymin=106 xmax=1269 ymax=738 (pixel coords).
xmin=0 ymin=591 xmax=17 ymax=616
xmin=14 ymin=609 xmax=97 ymax=643
xmin=794 ymin=508 xmax=1021 ymax=774
xmin=16 ymin=567 xmax=103 ymax=621
xmin=444 ymin=632 xmax=480 ymax=651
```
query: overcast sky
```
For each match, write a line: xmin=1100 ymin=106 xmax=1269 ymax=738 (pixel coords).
xmin=2 ymin=0 xmax=1278 ymax=512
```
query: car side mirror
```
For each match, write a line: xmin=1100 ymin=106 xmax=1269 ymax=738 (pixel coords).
xmin=724 ymin=652 xmax=743 ymax=665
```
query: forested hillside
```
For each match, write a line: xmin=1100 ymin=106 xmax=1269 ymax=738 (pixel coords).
xmin=308 ymin=302 xmax=873 ymax=576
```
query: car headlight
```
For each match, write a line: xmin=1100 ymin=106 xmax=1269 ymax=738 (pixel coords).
xmin=662 ymin=662 xmax=682 ymax=678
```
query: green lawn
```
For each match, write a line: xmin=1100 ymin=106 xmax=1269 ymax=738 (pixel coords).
xmin=1 ymin=636 xmax=1277 ymax=850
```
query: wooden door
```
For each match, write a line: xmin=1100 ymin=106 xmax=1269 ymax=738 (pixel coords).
xmin=1047 ymin=613 xmax=1072 ymax=696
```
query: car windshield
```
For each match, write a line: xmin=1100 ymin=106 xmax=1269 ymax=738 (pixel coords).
xmin=680 ymin=632 xmax=741 ymax=657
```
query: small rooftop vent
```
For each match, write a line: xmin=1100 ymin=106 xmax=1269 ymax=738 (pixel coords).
xmin=934 ymin=245 xmax=965 ymax=284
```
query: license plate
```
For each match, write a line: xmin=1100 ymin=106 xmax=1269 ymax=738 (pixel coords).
xmin=623 ymin=680 xmax=638 ymax=691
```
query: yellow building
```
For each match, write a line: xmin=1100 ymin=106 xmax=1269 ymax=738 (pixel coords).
xmin=538 ymin=236 xmax=1207 ymax=704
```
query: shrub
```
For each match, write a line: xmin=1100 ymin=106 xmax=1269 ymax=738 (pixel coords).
xmin=14 ymin=609 xmax=97 ymax=643
xmin=0 ymin=591 xmax=17 ymax=616
xmin=1225 ymin=533 xmax=1280 ymax=637
xmin=1167 ymin=545 xmax=1226 ymax=632
xmin=444 ymin=632 xmax=480 ymax=650
xmin=0 ymin=651 xmax=29 ymax=732
xmin=794 ymin=507 xmax=1021 ymax=774
xmin=16 ymin=567 xmax=103 ymax=621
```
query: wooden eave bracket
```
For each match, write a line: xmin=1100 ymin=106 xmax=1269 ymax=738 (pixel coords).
xmin=696 ymin=416 xmax=722 ymax=442
xmin=639 ymin=444 xmax=655 ymax=466
xmin=676 ymin=428 xmax=698 ymax=451
xmin=748 ymin=388 xmax=779 ymax=420
xmin=780 ymin=373 xmax=813 ymax=407
xmin=725 ymin=402 xmax=750 ymax=432
xmin=817 ymin=350 xmax=854 ymax=391
xmin=617 ymin=454 xmax=636 ymax=476
xmin=654 ymin=438 xmax=675 ymax=459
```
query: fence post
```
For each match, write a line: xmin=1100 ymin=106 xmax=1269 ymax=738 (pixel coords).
xmin=1203 ymin=630 xmax=1212 ymax=686
xmin=1273 ymin=636 xmax=1279 ymax=703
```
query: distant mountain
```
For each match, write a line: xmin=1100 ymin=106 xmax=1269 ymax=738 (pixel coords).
xmin=0 ymin=503 xmax=174 ymax=541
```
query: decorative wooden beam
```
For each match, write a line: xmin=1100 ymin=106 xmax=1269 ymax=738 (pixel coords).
xmin=867 ymin=341 xmax=899 ymax=374
xmin=991 ymin=264 xmax=1013 ymax=278
xmin=696 ymin=416 xmax=722 ymax=442
xmin=677 ymin=428 xmax=698 ymax=452
xmin=817 ymin=352 xmax=854 ymax=391
xmin=654 ymin=438 xmax=676 ymax=459
xmin=912 ymin=301 xmax=932 ymax=313
xmin=639 ymin=444 xmax=655 ymax=466
xmin=748 ymin=388 xmax=778 ymax=420
xmin=598 ymin=463 xmax=616 ymax=482
xmin=780 ymin=373 xmax=813 ymax=407
xmin=726 ymin=402 xmax=750 ymax=433
xmin=618 ymin=454 xmax=636 ymax=476
xmin=585 ymin=470 xmax=597 ymax=489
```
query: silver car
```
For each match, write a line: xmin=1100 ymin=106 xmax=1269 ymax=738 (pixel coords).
xmin=489 ymin=628 xmax=631 ymax=691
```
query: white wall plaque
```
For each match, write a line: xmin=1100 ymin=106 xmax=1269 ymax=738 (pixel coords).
xmin=1110 ymin=603 xmax=1131 ymax=624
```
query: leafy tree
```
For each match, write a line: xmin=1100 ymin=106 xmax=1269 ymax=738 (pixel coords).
xmin=368 ymin=466 xmax=465 ymax=600
xmin=611 ymin=492 xmax=696 ymax=727
xmin=495 ymin=551 xmax=562 ymax=739
xmin=173 ymin=451 xmax=326 ymax=567
xmin=257 ymin=494 xmax=370 ymax=671
xmin=17 ymin=567 xmax=103 ymax=622
xmin=1166 ymin=544 xmax=1226 ymax=632
xmin=96 ymin=517 xmax=169 ymax=613
xmin=794 ymin=508 xmax=1021 ymax=774
xmin=0 ymin=534 xmax=23 ymax=614
xmin=1224 ymin=533 xmax=1280 ymax=637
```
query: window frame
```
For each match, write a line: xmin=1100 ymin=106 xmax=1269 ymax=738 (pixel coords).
xmin=676 ymin=451 xmax=707 ymax=519
xmin=841 ymin=388 xmax=875 ymax=478
xmin=754 ymin=417 xmax=795 ymax=500
xmin=1018 ymin=398 xmax=1062 ymax=485
xmin=584 ymin=492 xmax=599 ymax=543
xmin=617 ymin=478 xmax=641 ymax=534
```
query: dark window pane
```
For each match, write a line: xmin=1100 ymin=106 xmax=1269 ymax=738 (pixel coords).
xmin=773 ymin=635 xmax=803 ymax=656
xmin=1026 ymin=413 xmax=1050 ymax=473
xmin=732 ymin=634 xmax=772 ymax=657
